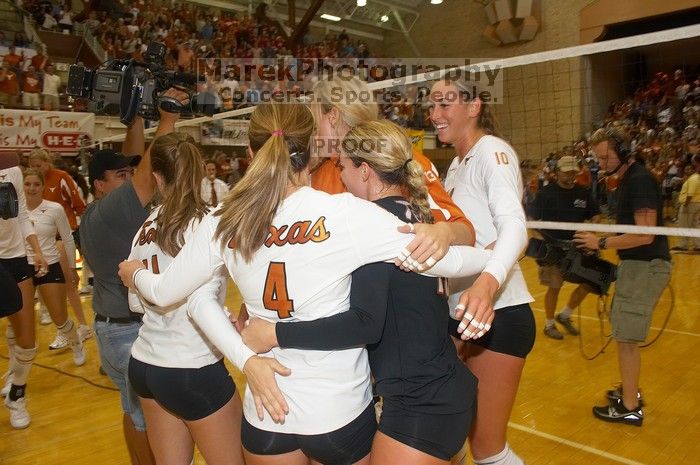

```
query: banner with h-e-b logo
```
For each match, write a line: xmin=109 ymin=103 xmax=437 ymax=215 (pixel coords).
xmin=0 ymin=109 xmax=94 ymax=156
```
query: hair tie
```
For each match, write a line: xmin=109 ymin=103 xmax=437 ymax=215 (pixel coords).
xmin=272 ymin=130 xmax=285 ymax=137
xmin=403 ymin=158 xmax=412 ymax=171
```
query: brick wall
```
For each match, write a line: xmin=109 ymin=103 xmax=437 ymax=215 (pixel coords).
xmin=382 ymin=0 xmax=595 ymax=161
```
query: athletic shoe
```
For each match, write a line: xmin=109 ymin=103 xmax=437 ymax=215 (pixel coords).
xmin=606 ymin=385 xmax=644 ymax=407
xmin=592 ymin=398 xmax=643 ymax=426
xmin=0 ymin=373 xmax=12 ymax=397
xmin=48 ymin=333 xmax=69 ymax=350
xmin=77 ymin=325 xmax=93 ymax=342
xmin=39 ymin=307 xmax=52 ymax=325
xmin=555 ymin=314 xmax=580 ymax=335
xmin=543 ymin=325 xmax=563 ymax=340
xmin=4 ymin=395 xmax=30 ymax=429
xmin=71 ymin=341 xmax=86 ymax=367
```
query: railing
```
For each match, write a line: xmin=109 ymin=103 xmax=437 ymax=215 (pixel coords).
xmin=23 ymin=14 xmax=45 ymax=51
xmin=74 ymin=22 xmax=107 ymax=63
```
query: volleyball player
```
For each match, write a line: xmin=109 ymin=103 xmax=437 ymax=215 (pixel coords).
xmin=23 ymin=169 xmax=85 ymax=365
xmin=429 ymin=77 xmax=536 ymax=465
xmin=126 ymin=132 xmax=285 ymax=465
xmin=119 ymin=101 xmax=490 ymax=465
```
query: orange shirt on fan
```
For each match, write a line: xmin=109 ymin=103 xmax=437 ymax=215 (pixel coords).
xmin=311 ymin=150 xmax=475 ymax=245
xmin=575 ymin=166 xmax=591 ymax=187
xmin=43 ymin=168 xmax=86 ymax=231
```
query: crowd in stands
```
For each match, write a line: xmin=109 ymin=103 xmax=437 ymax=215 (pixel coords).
xmin=1 ymin=0 xmax=374 ymax=110
xmin=524 ymin=68 xmax=700 ymax=221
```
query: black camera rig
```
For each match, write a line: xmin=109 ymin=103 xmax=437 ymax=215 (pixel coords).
xmin=66 ymin=42 xmax=219 ymax=125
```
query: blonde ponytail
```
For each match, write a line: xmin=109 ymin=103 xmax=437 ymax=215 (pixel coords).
xmin=214 ymin=102 xmax=315 ymax=262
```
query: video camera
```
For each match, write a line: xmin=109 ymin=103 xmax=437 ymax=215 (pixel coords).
xmin=66 ymin=42 xmax=220 ymax=125
xmin=526 ymin=237 xmax=617 ymax=296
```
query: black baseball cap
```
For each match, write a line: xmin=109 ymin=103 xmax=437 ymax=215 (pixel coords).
xmin=88 ymin=149 xmax=141 ymax=186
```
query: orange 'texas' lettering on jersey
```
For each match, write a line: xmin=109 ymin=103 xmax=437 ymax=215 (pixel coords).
xmin=264 ymin=216 xmax=331 ymax=248
xmin=135 ymin=220 xmax=157 ymax=247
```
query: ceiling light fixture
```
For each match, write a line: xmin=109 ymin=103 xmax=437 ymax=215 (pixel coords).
xmin=430 ymin=0 xmax=443 ymax=4
xmin=380 ymin=14 xmax=389 ymax=22
xmin=357 ymin=0 xmax=367 ymax=6
xmin=320 ymin=13 xmax=341 ymax=21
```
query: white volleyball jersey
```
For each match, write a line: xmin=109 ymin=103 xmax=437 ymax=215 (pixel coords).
xmin=128 ymin=206 xmax=254 ymax=370
xmin=444 ymin=135 xmax=533 ymax=311
xmin=26 ymin=200 xmax=75 ymax=266
xmin=0 ymin=167 xmax=35 ymax=259
xmin=134 ymin=187 xmax=492 ymax=435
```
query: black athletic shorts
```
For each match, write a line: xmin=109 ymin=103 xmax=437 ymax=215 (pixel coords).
xmin=0 ymin=256 xmax=34 ymax=283
xmin=128 ymin=357 xmax=236 ymax=421
xmin=0 ymin=262 xmax=22 ymax=316
xmin=469 ymin=303 xmax=536 ymax=358
xmin=242 ymin=402 xmax=376 ymax=465
xmin=33 ymin=262 xmax=64 ymax=286
xmin=378 ymin=399 xmax=476 ymax=461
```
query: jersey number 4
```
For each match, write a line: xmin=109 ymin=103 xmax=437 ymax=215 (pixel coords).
xmin=263 ymin=262 xmax=294 ymax=319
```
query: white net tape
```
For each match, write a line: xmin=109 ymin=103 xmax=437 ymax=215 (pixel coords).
xmin=527 ymin=221 xmax=700 ymax=238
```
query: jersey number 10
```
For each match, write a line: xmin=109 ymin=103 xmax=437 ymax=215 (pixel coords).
xmin=263 ymin=262 xmax=294 ymax=319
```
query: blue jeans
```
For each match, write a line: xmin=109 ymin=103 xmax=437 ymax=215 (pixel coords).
xmin=94 ymin=319 xmax=146 ymax=431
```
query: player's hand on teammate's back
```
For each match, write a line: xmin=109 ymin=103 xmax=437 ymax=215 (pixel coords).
xmin=243 ymin=356 xmax=291 ymax=424
xmin=118 ymin=259 xmax=146 ymax=288
xmin=395 ymin=222 xmax=449 ymax=271
xmin=241 ymin=317 xmax=278 ymax=353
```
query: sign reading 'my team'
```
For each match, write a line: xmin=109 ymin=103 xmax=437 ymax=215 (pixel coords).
xmin=0 ymin=110 xmax=94 ymax=155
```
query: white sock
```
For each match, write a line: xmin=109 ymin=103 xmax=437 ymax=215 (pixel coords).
xmin=560 ymin=306 xmax=573 ymax=319
xmin=11 ymin=345 xmax=37 ymax=386
xmin=5 ymin=325 xmax=16 ymax=371
xmin=57 ymin=319 xmax=79 ymax=345
xmin=545 ymin=318 xmax=555 ymax=328
xmin=474 ymin=444 xmax=524 ymax=465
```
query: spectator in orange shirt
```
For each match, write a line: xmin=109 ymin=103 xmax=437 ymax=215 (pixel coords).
xmin=31 ymin=48 xmax=51 ymax=72
xmin=575 ymin=163 xmax=592 ymax=187
xmin=21 ymin=65 xmax=42 ymax=110
xmin=2 ymin=46 xmax=23 ymax=70
xmin=0 ymin=62 xmax=19 ymax=107
xmin=28 ymin=148 xmax=86 ymax=232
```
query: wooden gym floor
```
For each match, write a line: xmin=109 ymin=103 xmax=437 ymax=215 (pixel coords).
xmin=1 ymin=249 xmax=699 ymax=465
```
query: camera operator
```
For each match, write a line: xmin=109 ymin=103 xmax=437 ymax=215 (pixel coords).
xmin=79 ymin=88 xmax=188 ymax=464
xmin=528 ymin=155 xmax=599 ymax=340
xmin=574 ymin=128 xmax=671 ymax=426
